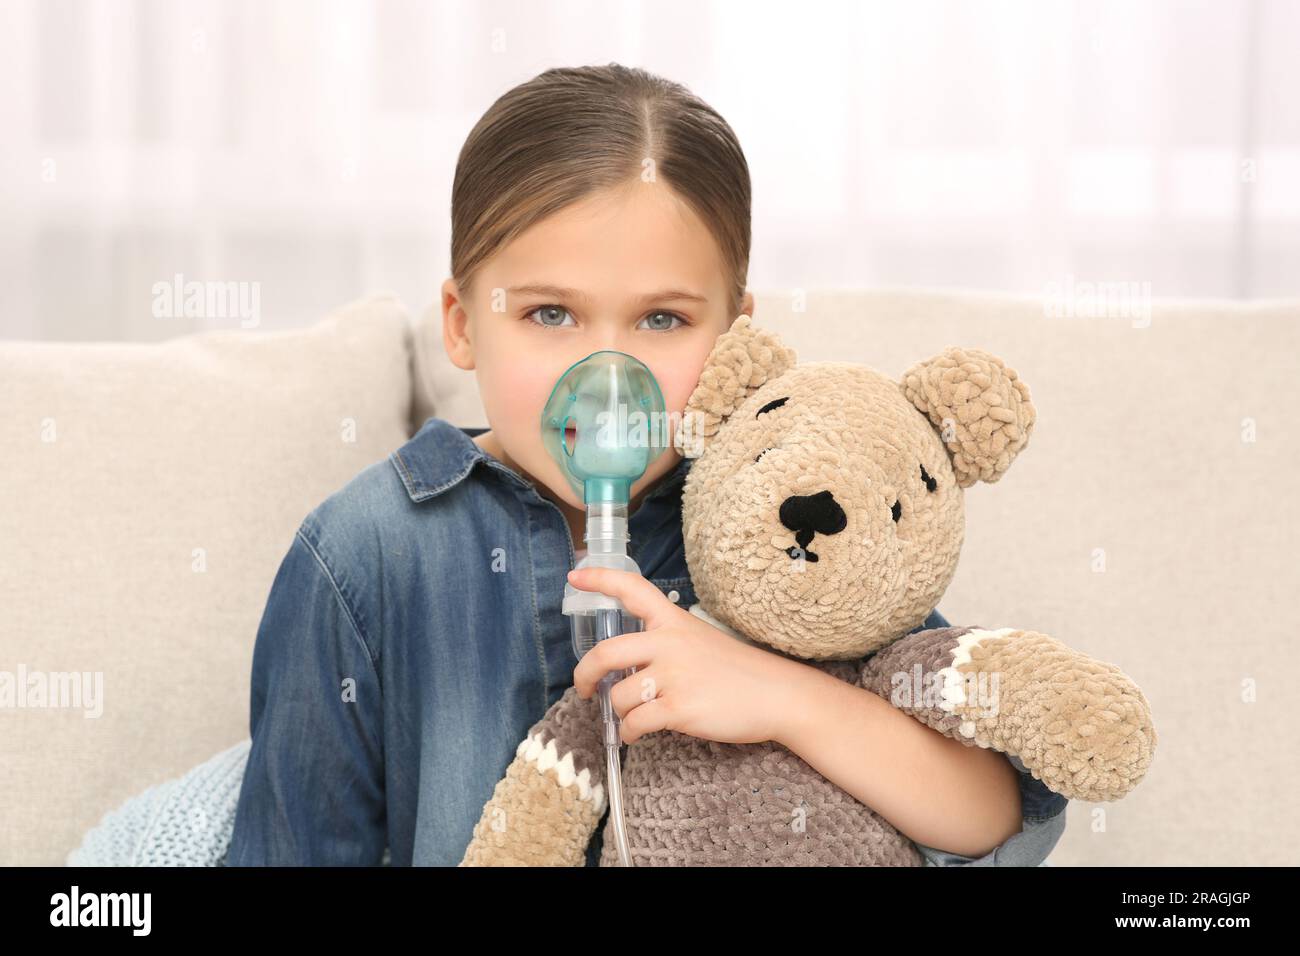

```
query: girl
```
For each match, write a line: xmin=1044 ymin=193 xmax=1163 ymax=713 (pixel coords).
xmin=228 ymin=63 xmax=1065 ymax=866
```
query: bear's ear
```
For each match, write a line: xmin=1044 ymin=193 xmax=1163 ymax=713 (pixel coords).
xmin=899 ymin=347 xmax=1036 ymax=487
xmin=674 ymin=315 xmax=797 ymax=458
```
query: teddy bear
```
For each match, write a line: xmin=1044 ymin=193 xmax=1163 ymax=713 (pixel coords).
xmin=458 ymin=316 xmax=1156 ymax=866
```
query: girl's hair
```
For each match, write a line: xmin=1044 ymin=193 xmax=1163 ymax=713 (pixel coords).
xmin=451 ymin=63 xmax=751 ymax=317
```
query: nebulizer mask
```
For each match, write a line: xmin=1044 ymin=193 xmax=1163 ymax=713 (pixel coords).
xmin=541 ymin=350 xmax=671 ymax=868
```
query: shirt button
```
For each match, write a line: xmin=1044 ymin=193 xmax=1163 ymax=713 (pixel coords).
xmin=667 ymin=589 xmax=680 ymax=603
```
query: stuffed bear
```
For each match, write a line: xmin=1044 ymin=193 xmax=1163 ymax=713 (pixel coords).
xmin=459 ymin=316 xmax=1156 ymax=866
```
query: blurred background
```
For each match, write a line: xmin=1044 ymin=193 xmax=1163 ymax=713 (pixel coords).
xmin=2 ymin=0 xmax=1298 ymax=341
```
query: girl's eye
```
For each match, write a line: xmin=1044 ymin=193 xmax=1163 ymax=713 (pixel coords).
xmin=525 ymin=305 xmax=576 ymax=330
xmin=637 ymin=311 xmax=687 ymax=333
xmin=523 ymin=307 xmax=688 ymax=332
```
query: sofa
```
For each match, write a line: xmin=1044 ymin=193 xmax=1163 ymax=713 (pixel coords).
xmin=3 ymin=289 xmax=1296 ymax=866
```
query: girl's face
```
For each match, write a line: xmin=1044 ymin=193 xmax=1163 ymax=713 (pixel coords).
xmin=442 ymin=179 xmax=751 ymax=514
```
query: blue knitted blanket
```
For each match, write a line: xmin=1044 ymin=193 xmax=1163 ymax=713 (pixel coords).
xmin=68 ymin=740 xmax=395 ymax=866
xmin=67 ymin=740 xmax=252 ymax=866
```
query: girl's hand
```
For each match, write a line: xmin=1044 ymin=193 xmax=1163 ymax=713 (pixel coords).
xmin=567 ymin=567 xmax=806 ymax=746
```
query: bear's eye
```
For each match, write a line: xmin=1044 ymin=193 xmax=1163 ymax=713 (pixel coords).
xmin=754 ymin=447 xmax=775 ymax=463
xmin=755 ymin=397 xmax=789 ymax=417
xmin=891 ymin=500 xmax=902 ymax=522
xmin=920 ymin=464 xmax=937 ymax=492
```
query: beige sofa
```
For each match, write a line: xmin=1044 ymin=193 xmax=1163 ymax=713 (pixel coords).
xmin=3 ymin=289 xmax=1296 ymax=866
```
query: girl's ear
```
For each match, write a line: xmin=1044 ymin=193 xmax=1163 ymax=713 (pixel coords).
xmin=899 ymin=346 xmax=1036 ymax=487
xmin=674 ymin=315 xmax=797 ymax=458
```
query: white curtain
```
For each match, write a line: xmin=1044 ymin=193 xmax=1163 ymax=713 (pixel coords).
xmin=1 ymin=0 xmax=1295 ymax=341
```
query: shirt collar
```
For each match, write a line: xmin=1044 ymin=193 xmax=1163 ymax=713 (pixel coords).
xmin=391 ymin=416 xmax=693 ymax=507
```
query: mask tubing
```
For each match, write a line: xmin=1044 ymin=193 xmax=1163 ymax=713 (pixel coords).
xmin=597 ymin=608 xmax=635 ymax=867
xmin=602 ymin=687 xmax=634 ymax=868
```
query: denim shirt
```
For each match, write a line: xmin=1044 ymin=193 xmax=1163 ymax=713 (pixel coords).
xmin=227 ymin=416 xmax=1066 ymax=867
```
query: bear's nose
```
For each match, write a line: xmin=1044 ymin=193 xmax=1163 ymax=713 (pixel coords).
xmin=779 ymin=490 xmax=847 ymax=562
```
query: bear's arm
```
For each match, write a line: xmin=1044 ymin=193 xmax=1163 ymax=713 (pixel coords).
xmin=458 ymin=685 xmax=607 ymax=866
xmin=858 ymin=624 xmax=986 ymax=743
xmin=858 ymin=623 xmax=1155 ymax=803
xmin=860 ymin=620 xmax=1063 ymax=865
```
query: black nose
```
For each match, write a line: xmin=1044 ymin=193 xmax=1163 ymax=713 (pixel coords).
xmin=779 ymin=490 xmax=847 ymax=562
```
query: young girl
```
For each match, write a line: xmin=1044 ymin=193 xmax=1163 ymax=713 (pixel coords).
xmin=227 ymin=63 xmax=1066 ymax=867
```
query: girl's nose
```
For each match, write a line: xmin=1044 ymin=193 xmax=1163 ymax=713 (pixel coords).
xmin=572 ymin=342 xmax=644 ymax=365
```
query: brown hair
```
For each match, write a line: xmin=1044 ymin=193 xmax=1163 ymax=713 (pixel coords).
xmin=450 ymin=63 xmax=751 ymax=317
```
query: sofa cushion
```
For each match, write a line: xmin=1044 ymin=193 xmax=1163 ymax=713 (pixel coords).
xmin=408 ymin=303 xmax=488 ymax=433
xmin=0 ymin=294 xmax=415 ymax=865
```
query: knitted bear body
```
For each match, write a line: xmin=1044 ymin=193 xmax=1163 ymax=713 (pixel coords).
xmin=596 ymin=677 xmax=925 ymax=866
xmin=465 ymin=617 xmax=1019 ymax=867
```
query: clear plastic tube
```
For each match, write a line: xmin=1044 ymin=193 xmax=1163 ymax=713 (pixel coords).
xmin=572 ymin=605 xmax=638 ymax=867
xmin=597 ymin=666 xmax=634 ymax=868
xmin=566 ymin=506 xmax=641 ymax=868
